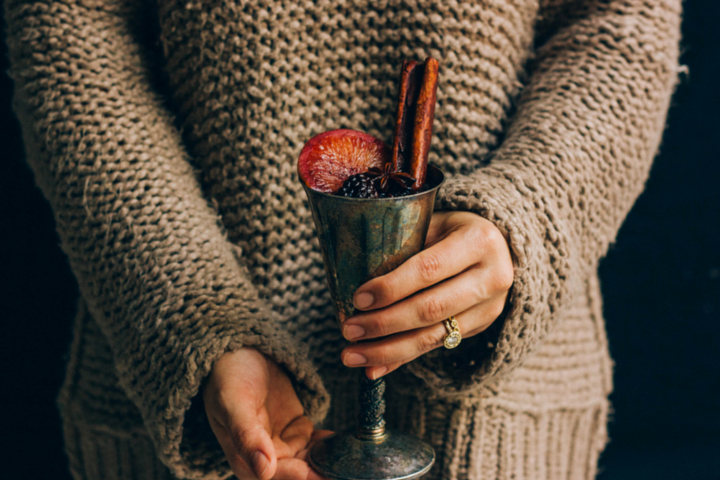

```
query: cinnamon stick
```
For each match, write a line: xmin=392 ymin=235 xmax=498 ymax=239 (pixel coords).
xmin=391 ymin=60 xmax=423 ymax=174
xmin=409 ymin=57 xmax=439 ymax=190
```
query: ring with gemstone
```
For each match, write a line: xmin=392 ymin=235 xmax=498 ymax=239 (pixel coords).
xmin=442 ymin=316 xmax=462 ymax=349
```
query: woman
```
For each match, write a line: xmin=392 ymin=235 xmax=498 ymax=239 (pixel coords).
xmin=5 ymin=0 xmax=681 ymax=479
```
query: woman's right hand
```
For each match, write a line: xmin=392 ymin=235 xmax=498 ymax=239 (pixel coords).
xmin=203 ymin=347 xmax=332 ymax=480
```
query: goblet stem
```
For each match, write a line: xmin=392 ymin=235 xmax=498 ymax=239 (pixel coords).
xmin=357 ymin=372 xmax=387 ymax=440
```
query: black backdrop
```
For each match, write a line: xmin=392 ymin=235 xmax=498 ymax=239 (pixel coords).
xmin=1 ymin=1 xmax=718 ymax=479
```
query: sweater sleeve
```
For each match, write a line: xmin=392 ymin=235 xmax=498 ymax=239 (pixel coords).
xmin=406 ymin=0 xmax=682 ymax=396
xmin=4 ymin=1 xmax=329 ymax=478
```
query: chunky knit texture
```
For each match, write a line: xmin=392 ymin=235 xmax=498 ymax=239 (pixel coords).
xmin=5 ymin=0 xmax=681 ymax=479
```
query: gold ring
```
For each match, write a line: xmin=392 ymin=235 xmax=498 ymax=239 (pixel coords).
xmin=442 ymin=316 xmax=462 ymax=349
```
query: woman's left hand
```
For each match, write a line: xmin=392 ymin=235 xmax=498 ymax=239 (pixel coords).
xmin=340 ymin=211 xmax=514 ymax=380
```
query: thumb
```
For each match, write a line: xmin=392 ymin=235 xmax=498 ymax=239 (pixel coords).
xmin=203 ymin=347 xmax=278 ymax=479
xmin=226 ymin=398 xmax=277 ymax=480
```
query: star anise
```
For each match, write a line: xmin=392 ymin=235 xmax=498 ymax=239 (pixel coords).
xmin=367 ymin=163 xmax=416 ymax=193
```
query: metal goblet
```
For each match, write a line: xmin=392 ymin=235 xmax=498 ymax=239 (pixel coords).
xmin=301 ymin=165 xmax=444 ymax=480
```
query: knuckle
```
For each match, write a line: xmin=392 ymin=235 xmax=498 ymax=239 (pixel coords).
xmin=467 ymin=221 xmax=507 ymax=258
xmin=466 ymin=226 xmax=489 ymax=253
xmin=415 ymin=253 xmax=443 ymax=282
xmin=472 ymin=282 xmax=489 ymax=304
xmin=489 ymin=299 xmax=506 ymax=320
xmin=489 ymin=264 xmax=514 ymax=292
xmin=375 ymin=277 xmax=398 ymax=303
xmin=420 ymin=296 xmax=446 ymax=323
xmin=482 ymin=222 xmax=505 ymax=245
xmin=372 ymin=346 xmax=394 ymax=365
xmin=368 ymin=314 xmax=392 ymax=337
xmin=499 ymin=264 xmax=515 ymax=290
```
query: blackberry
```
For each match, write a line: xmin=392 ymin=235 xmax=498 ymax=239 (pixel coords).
xmin=380 ymin=182 xmax=428 ymax=198
xmin=389 ymin=187 xmax=415 ymax=197
xmin=379 ymin=185 xmax=412 ymax=198
xmin=336 ymin=173 xmax=379 ymax=198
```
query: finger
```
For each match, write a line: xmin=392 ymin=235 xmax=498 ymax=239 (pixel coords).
xmin=464 ymin=298 xmax=507 ymax=337
xmin=343 ymin=267 xmax=486 ymax=341
xmin=225 ymin=400 xmax=277 ymax=480
xmin=204 ymin=348 xmax=277 ymax=479
xmin=342 ymin=301 xmax=502 ymax=368
xmin=265 ymin=357 xmax=309 ymax=428
xmin=206 ymin=415 xmax=257 ymax=479
xmin=311 ymin=430 xmax=335 ymax=442
xmin=365 ymin=363 xmax=400 ymax=380
xmin=352 ymin=221 xmax=484 ymax=311
xmin=293 ymin=430 xmax=336 ymax=465
xmin=293 ymin=431 xmax=335 ymax=466
xmin=274 ymin=415 xmax=315 ymax=459
xmin=274 ymin=458 xmax=330 ymax=480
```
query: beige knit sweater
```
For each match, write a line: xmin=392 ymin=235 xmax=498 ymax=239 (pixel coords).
xmin=6 ymin=0 xmax=681 ymax=479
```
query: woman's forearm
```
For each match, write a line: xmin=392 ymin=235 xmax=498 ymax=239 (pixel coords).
xmin=413 ymin=0 xmax=682 ymax=394
xmin=5 ymin=1 xmax=328 ymax=477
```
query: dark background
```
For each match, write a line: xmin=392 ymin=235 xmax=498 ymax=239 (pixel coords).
xmin=1 ymin=1 xmax=718 ymax=479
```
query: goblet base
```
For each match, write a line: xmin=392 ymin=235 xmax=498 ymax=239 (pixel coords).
xmin=308 ymin=429 xmax=435 ymax=480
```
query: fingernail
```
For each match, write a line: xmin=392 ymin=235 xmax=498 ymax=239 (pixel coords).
xmin=343 ymin=352 xmax=367 ymax=366
xmin=354 ymin=292 xmax=375 ymax=309
xmin=344 ymin=324 xmax=365 ymax=340
xmin=252 ymin=451 xmax=269 ymax=478
xmin=370 ymin=366 xmax=388 ymax=380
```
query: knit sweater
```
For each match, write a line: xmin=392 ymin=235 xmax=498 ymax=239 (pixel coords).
xmin=5 ymin=0 xmax=681 ymax=479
